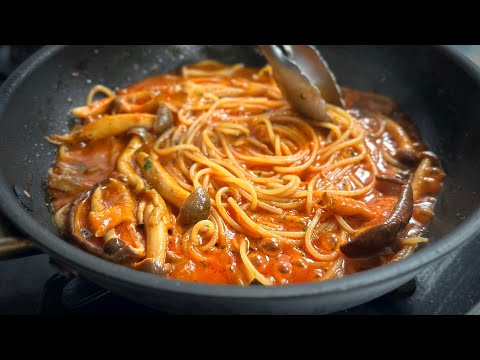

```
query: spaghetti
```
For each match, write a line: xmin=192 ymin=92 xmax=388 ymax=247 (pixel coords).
xmin=47 ymin=60 xmax=445 ymax=285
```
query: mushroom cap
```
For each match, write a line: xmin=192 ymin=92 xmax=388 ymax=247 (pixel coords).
xmin=134 ymin=258 xmax=173 ymax=276
xmin=103 ymin=237 xmax=142 ymax=264
xmin=178 ymin=187 xmax=211 ymax=227
xmin=154 ymin=103 xmax=174 ymax=134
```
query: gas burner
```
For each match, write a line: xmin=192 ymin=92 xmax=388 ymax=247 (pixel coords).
xmin=40 ymin=274 xmax=159 ymax=315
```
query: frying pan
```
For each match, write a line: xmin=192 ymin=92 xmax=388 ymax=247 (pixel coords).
xmin=1 ymin=45 xmax=479 ymax=314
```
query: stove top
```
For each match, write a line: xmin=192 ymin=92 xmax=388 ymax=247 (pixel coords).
xmin=1 ymin=45 xmax=479 ymax=315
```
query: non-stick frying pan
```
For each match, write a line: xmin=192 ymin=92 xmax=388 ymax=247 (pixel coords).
xmin=1 ymin=45 xmax=479 ymax=314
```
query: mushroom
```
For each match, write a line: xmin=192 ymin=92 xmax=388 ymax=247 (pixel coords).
xmin=72 ymin=97 xmax=115 ymax=119
xmin=91 ymin=178 xmax=144 ymax=263
xmin=178 ymin=187 xmax=211 ymax=227
xmin=102 ymin=232 xmax=142 ymax=263
xmin=318 ymin=192 xmax=375 ymax=219
xmin=340 ymin=176 xmax=414 ymax=258
xmin=88 ymin=178 xmax=136 ymax=238
xmin=69 ymin=184 xmax=105 ymax=257
xmin=69 ymin=178 xmax=144 ymax=264
xmin=113 ymin=91 xmax=160 ymax=114
xmin=117 ymin=132 xmax=147 ymax=193
xmin=383 ymin=117 xmax=421 ymax=167
xmin=136 ymin=152 xmax=190 ymax=208
xmin=154 ymin=103 xmax=174 ymax=135
xmin=135 ymin=258 xmax=173 ymax=276
xmin=375 ymin=174 xmax=408 ymax=185
xmin=396 ymin=149 xmax=421 ymax=167
xmin=127 ymin=127 xmax=149 ymax=142
xmin=53 ymin=203 xmax=71 ymax=233
xmin=48 ymin=113 xmax=156 ymax=144
xmin=134 ymin=189 xmax=173 ymax=276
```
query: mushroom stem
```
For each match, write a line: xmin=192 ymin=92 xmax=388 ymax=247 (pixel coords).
xmin=48 ymin=113 xmax=156 ymax=144
xmin=383 ymin=117 xmax=421 ymax=167
xmin=117 ymin=135 xmax=146 ymax=193
xmin=384 ymin=118 xmax=414 ymax=152
xmin=319 ymin=192 xmax=375 ymax=219
xmin=134 ymin=189 xmax=172 ymax=275
xmin=136 ymin=152 xmax=190 ymax=208
xmin=412 ymin=158 xmax=432 ymax=202
xmin=72 ymin=97 xmax=115 ymax=119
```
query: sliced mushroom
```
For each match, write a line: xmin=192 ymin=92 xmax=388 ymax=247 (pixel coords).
xmin=70 ymin=178 xmax=144 ymax=264
xmin=53 ymin=203 xmax=71 ymax=232
xmin=340 ymin=177 xmax=413 ymax=258
xmin=154 ymin=103 xmax=174 ymax=134
xmin=72 ymin=97 xmax=115 ymax=119
xmin=48 ymin=113 xmax=156 ymax=144
xmin=117 ymin=135 xmax=146 ymax=193
xmin=134 ymin=189 xmax=172 ymax=276
xmin=319 ymin=192 xmax=375 ymax=219
xmin=412 ymin=156 xmax=445 ymax=201
xmin=69 ymin=184 xmax=105 ymax=257
xmin=88 ymin=178 xmax=136 ymax=238
xmin=383 ymin=117 xmax=421 ymax=167
xmin=136 ymin=152 xmax=190 ymax=208
xmin=113 ymin=91 xmax=159 ymax=114
xmin=178 ymin=187 xmax=211 ymax=227
xmin=97 ymin=179 xmax=144 ymax=263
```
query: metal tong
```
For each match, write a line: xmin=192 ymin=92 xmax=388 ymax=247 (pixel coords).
xmin=260 ymin=45 xmax=344 ymax=122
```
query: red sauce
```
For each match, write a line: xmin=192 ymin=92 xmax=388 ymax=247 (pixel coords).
xmin=47 ymin=62 xmax=445 ymax=285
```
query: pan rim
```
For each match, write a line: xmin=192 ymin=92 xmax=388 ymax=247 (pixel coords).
xmin=0 ymin=44 xmax=479 ymax=300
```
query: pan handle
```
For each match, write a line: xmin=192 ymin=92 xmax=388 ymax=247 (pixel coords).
xmin=0 ymin=236 xmax=42 ymax=260
xmin=0 ymin=215 xmax=42 ymax=260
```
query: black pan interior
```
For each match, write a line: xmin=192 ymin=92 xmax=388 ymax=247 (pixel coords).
xmin=0 ymin=45 xmax=479 ymax=283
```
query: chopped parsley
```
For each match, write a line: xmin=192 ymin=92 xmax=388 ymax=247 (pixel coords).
xmin=283 ymin=214 xmax=287 ymax=220
xmin=144 ymin=186 xmax=153 ymax=191
xmin=257 ymin=171 xmax=263 ymax=177
xmin=303 ymin=227 xmax=308 ymax=232
xmin=144 ymin=157 xmax=153 ymax=170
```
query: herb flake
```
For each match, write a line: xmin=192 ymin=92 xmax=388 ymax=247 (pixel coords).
xmin=144 ymin=157 xmax=153 ymax=170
